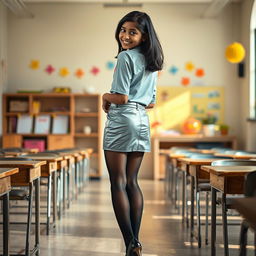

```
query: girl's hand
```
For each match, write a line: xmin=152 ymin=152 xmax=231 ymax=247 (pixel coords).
xmin=102 ymin=94 xmax=111 ymax=113
xmin=145 ymin=103 xmax=155 ymax=109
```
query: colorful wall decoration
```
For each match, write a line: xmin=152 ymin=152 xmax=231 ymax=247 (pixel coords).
xmin=147 ymin=86 xmax=224 ymax=131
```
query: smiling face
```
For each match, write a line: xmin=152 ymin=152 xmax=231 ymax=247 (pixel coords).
xmin=119 ymin=21 xmax=144 ymax=50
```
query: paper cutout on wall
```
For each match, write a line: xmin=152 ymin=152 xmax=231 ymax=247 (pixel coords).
xmin=59 ymin=67 xmax=70 ymax=77
xmin=75 ymin=68 xmax=85 ymax=79
xmin=158 ymin=71 xmax=163 ymax=77
xmin=169 ymin=65 xmax=178 ymax=75
xmin=185 ymin=62 xmax=195 ymax=71
xmin=45 ymin=65 xmax=55 ymax=75
xmin=29 ymin=60 xmax=40 ymax=70
xmin=195 ymin=68 xmax=205 ymax=77
xmin=208 ymin=90 xmax=220 ymax=98
xmin=90 ymin=66 xmax=100 ymax=76
xmin=106 ymin=61 xmax=115 ymax=70
xmin=181 ymin=77 xmax=190 ymax=86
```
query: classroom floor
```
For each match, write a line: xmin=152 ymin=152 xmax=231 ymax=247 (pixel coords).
xmin=1 ymin=178 xmax=256 ymax=256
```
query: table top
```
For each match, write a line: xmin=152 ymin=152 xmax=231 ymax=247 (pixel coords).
xmin=0 ymin=167 xmax=19 ymax=178
xmin=3 ymin=152 xmax=27 ymax=157
xmin=0 ymin=160 xmax=46 ymax=168
xmin=169 ymin=153 xmax=186 ymax=159
xmin=152 ymin=135 xmax=237 ymax=141
xmin=21 ymin=155 xmax=63 ymax=162
xmin=214 ymin=153 xmax=256 ymax=159
xmin=179 ymin=158 xmax=226 ymax=165
xmin=201 ymin=165 xmax=256 ymax=176
xmin=233 ymin=197 xmax=256 ymax=231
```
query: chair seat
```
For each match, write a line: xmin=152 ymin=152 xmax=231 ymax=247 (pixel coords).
xmin=198 ymin=183 xmax=211 ymax=191
xmin=40 ymin=178 xmax=48 ymax=185
xmin=217 ymin=195 xmax=245 ymax=207
xmin=10 ymin=189 xmax=29 ymax=200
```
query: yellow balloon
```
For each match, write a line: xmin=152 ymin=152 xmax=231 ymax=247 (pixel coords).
xmin=225 ymin=42 xmax=246 ymax=63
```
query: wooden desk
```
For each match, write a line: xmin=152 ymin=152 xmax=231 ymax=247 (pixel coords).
xmin=214 ymin=153 xmax=256 ymax=159
xmin=152 ymin=135 xmax=237 ymax=179
xmin=233 ymin=197 xmax=256 ymax=231
xmin=201 ymin=165 xmax=256 ymax=256
xmin=179 ymin=158 xmax=218 ymax=233
xmin=0 ymin=160 xmax=46 ymax=256
xmin=0 ymin=167 xmax=19 ymax=256
xmin=50 ymin=152 xmax=74 ymax=209
xmin=21 ymin=155 xmax=62 ymax=235
xmin=167 ymin=154 xmax=187 ymax=212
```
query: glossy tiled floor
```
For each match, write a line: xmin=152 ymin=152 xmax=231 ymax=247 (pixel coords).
xmin=1 ymin=179 xmax=256 ymax=255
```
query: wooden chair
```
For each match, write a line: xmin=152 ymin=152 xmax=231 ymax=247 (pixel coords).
xmin=238 ymin=171 xmax=256 ymax=256
xmin=211 ymin=160 xmax=256 ymax=256
xmin=189 ymin=155 xmax=232 ymax=248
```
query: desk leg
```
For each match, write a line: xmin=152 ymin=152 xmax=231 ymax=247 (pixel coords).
xmin=35 ymin=178 xmax=40 ymax=255
xmin=190 ymin=176 xmax=195 ymax=237
xmin=221 ymin=193 xmax=229 ymax=256
xmin=63 ymin=167 xmax=66 ymax=211
xmin=25 ymin=183 xmax=33 ymax=256
xmin=46 ymin=175 xmax=52 ymax=235
xmin=182 ymin=171 xmax=186 ymax=223
xmin=185 ymin=173 xmax=189 ymax=228
xmin=52 ymin=171 xmax=57 ymax=224
xmin=3 ymin=192 xmax=9 ymax=256
xmin=211 ymin=187 xmax=217 ymax=256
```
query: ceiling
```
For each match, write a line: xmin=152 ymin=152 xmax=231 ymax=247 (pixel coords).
xmin=1 ymin=0 xmax=242 ymax=18
xmin=23 ymin=0 xmax=241 ymax=2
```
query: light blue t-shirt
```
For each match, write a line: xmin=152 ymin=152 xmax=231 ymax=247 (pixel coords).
xmin=110 ymin=47 xmax=157 ymax=106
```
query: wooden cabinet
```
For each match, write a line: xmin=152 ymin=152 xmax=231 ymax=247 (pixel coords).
xmin=2 ymin=93 xmax=102 ymax=178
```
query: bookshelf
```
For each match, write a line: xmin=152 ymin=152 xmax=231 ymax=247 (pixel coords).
xmin=2 ymin=93 xmax=102 ymax=178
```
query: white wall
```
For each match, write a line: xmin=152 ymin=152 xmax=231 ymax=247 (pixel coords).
xmin=0 ymin=2 xmax=8 ymax=137
xmin=240 ymin=0 xmax=256 ymax=151
xmin=6 ymin=2 xmax=245 ymax=175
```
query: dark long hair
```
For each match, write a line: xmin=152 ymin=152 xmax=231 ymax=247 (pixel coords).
xmin=115 ymin=11 xmax=164 ymax=72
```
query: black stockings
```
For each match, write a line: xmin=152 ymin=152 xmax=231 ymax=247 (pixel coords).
xmin=104 ymin=150 xmax=144 ymax=248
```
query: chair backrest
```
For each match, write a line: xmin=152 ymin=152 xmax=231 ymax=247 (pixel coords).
xmin=244 ymin=171 xmax=256 ymax=197
xmin=211 ymin=159 xmax=256 ymax=166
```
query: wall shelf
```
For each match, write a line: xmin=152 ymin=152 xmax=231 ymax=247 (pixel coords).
xmin=2 ymin=93 xmax=102 ymax=178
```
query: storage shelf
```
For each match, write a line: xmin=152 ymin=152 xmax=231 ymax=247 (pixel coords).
xmin=75 ymin=133 xmax=98 ymax=137
xmin=75 ymin=112 xmax=98 ymax=117
xmin=4 ymin=133 xmax=47 ymax=137
xmin=6 ymin=112 xmax=29 ymax=116
xmin=3 ymin=93 xmax=102 ymax=178
xmin=35 ymin=112 xmax=71 ymax=115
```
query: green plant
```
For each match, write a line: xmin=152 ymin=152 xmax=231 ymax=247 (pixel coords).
xmin=201 ymin=113 xmax=217 ymax=125
xmin=219 ymin=124 xmax=229 ymax=130
xmin=219 ymin=123 xmax=229 ymax=135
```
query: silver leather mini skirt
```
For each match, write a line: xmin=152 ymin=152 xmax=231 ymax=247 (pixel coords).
xmin=103 ymin=102 xmax=151 ymax=152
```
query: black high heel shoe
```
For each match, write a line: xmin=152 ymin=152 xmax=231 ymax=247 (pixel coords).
xmin=126 ymin=238 xmax=142 ymax=256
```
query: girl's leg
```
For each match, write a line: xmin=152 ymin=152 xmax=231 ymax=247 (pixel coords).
xmin=104 ymin=150 xmax=134 ymax=248
xmin=126 ymin=152 xmax=144 ymax=240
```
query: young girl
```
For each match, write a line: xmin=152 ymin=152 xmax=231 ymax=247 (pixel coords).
xmin=102 ymin=11 xmax=163 ymax=256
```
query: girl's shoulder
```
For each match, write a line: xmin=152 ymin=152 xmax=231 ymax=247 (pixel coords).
xmin=118 ymin=48 xmax=143 ymax=63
